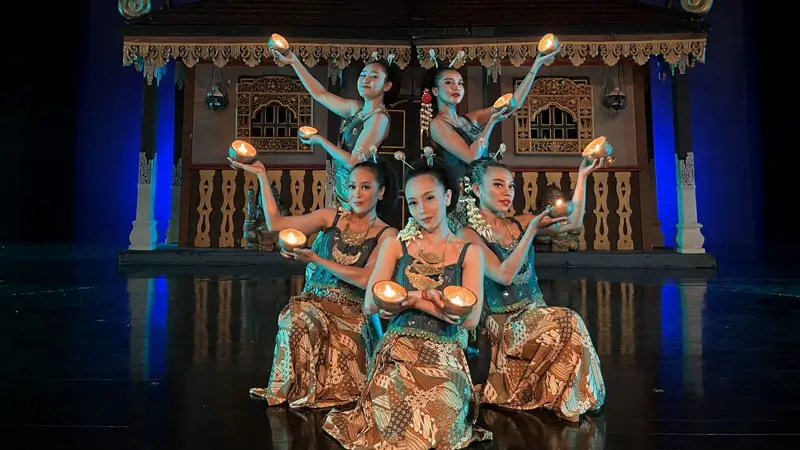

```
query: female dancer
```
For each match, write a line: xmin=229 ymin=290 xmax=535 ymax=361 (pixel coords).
xmin=323 ymin=151 xmax=492 ymax=449
xmin=458 ymin=155 xmax=606 ymax=422
xmin=227 ymin=155 xmax=399 ymax=409
xmin=420 ymin=49 xmax=560 ymax=232
xmin=272 ymin=49 xmax=400 ymax=208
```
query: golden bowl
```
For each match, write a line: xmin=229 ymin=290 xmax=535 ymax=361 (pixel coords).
xmin=229 ymin=140 xmax=257 ymax=164
xmin=298 ymin=126 xmax=318 ymax=139
xmin=442 ymin=285 xmax=477 ymax=318
xmin=538 ymin=33 xmax=560 ymax=54
xmin=493 ymin=93 xmax=516 ymax=110
xmin=582 ymin=136 xmax=613 ymax=161
xmin=278 ymin=228 xmax=307 ymax=253
xmin=372 ymin=280 xmax=407 ymax=313
xmin=548 ymin=199 xmax=573 ymax=218
xmin=268 ymin=33 xmax=290 ymax=54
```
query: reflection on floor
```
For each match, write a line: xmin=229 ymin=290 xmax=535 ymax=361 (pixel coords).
xmin=1 ymin=258 xmax=799 ymax=449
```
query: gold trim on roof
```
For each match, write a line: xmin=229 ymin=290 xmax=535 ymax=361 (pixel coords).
xmin=123 ymin=41 xmax=413 ymax=83
xmin=417 ymin=38 xmax=707 ymax=73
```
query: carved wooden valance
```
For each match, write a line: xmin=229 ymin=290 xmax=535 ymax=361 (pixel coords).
xmin=417 ymin=37 xmax=707 ymax=74
xmin=123 ymin=41 xmax=413 ymax=84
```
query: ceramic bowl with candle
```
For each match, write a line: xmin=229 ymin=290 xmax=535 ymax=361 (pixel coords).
xmin=298 ymin=126 xmax=318 ymax=139
xmin=278 ymin=228 xmax=307 ymax=253
xmin=548 ymin=198 xmax=573 ymax=218
xmin=229 ymin=140 xmax=258 ymax=164
xmin=372 ymin=280 xmax=407 ymax=313
xmin=442 ymin=285 xmax=477 ymax=318
xmin=582 ymin=136 xmax=614 ymax=161
xmin=493 ymin=93 xmax=516 ymax=110
xmin=538 ymin=33 xmax=560 ymax=54
xmin=268 ymin=33 xmax=290 ymax=55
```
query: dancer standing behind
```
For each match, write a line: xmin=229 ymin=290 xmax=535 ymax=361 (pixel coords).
xmin=272 ymin=49 xmax=400 ymax=209
xmin=323 ymin=151 xmax=492 ymax=449
xmin=458 ymin=155 xmax=606 ymax=422
xmin=419 ymin=48 xmax=559 ymax=232
xmin=228 ymin=155 xmax=399 ymax=409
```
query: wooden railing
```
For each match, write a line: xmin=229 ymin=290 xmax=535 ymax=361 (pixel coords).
xmin=185 ymin=165 xmax=644 ymax=250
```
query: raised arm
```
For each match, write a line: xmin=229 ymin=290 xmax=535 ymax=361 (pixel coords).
xmin=276 ymin=51 xmax=360 ymax=118
xmin=311 ymin=112 xmax=390 ymax=169
xmin=458 ymin=244 xmax=485 ymax=330
xmin=535 ymin=158 xmax=601 ymax=236
xmin=509 ymin=49 xmax=561 ymax=114
xmin=458 ymin=221 xmax=540 ymax=286
xmin=312 ymin=228 xmax=397 ymax=289
xmin=364 ymin=237 xmax=403 ymax=316
xmin=430 ymin=117 xmax=494 ymax=164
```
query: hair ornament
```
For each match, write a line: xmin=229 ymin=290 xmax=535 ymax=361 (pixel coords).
xmin=393 ymin=151 xmax=414 ymax=170
xmin=422 ymin=146 xmax=435 ymax=167
xmin=462 ymin=175 xmax=473 ymax=195
xmin=387 ymin=53 xmax=396 ymax=66
xmin=371 ymin=51 xmax=380 ymax=61
xmin=491 ymin=143 xmax=507 ymax=161
xmin=420 ymin=88 xmax=434 ymax=135
xmin=368 ymin=145 xmax=378 ymax=163
xmin=428 ymin=48 xmax=439 ymax=69
xmin=449 ymin=50 xmax=466 ymax=68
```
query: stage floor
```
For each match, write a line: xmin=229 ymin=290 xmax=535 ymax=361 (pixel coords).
xmin=1 ymin=253 xmax=798 ymax=449
xmin=118 ymin=245 xmax=719 ymax=270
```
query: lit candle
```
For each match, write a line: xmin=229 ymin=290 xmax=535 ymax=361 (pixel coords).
xmin=298 ymin=126 xmax=318 ymax=139
xmin=582 ymin=136 xmax=613 ymax=161
xmin=442 ymin=285 xmax=477 ymax=317
xmin=493 ymin=93 xmax=515 ymax=110
xmin=549 ymin=198 xmax=571 ymax=218
xmin=269 ymin=33 xmax=290 ymax=55
xmin=278 ymin=228 xmax=307 ymax=253
xmin=537 ymin=33 xmax=560 ymax=54
xmin=372 ymin=281 xmax=407 ymax=312
xmin=228 ymin=140 xmax=257 ymax=164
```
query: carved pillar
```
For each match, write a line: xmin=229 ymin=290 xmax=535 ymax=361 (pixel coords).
xmin=166 ymin=62 xmax=186 ymax=244
xmin=128 ymin=79 xmax=159 ymax=250
xmin=671 ymin=74 xmax=705 ymax=254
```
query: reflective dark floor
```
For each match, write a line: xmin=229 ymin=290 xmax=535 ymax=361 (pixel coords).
xmin=1 ymin=250 xmax=799 ymax=449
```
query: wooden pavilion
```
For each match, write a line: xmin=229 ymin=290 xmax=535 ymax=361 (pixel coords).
xmin=118 ymin=0 xmax=715 ymax=268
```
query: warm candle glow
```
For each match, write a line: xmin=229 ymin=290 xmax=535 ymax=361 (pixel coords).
xmin=237 ymin=143 xmax=247 ymax=154
xmin=285 ymin=232 xmax=298 ymax=244
xmin=271 ymin=33 xmax=288 ymax=49
xmin=555 ymin=199 xmax=563 ymax=206
xmin=450 ymin=295 xmax=464 ymax=306
xmin=538 ymin=33 xmax=560 ymax=53
xmin=383 ymin=284 xmax=397 ymax=298
xmin=544 ymin=37 xmax=552 ymax=48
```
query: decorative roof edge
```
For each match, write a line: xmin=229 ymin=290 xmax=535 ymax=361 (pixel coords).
xmin=418 ymin=37 xmax=707 ymax=73
xmin=123 ymin=41 xmax=414 ymax=84
xmin=123 ymin=36 xmax=706 ymax=85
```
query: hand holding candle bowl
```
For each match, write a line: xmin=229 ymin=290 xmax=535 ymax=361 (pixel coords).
xmin=582 ymin=136 xmax=613 ymax=162
xmin=372 ymin=281 xmax=407 ymax=314
xmin=229 ymin=140 xmax=257 ymax=165
xmin=268 ymin=33 xmax=290 ymax=55
xmin=493 ymin=93 xmax=517 ymax=111
xmin=537 ymin=33 xmax=561 ymax=55
xmin=548 ymin=198 xmax=573 ymax=218
xmin=278 ymin=228 xmax=307 ymax=254
xmin=442 ymin=285 xmax=477 ymax=318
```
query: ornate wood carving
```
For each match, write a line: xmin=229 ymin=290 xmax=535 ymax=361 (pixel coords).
xmin=236 ymin=76 xmax=313 ymax=153
xmin=514 ymin=78 xmax=593 ymax=154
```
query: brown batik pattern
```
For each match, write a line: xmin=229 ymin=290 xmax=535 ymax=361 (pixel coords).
xmin=481 ymin=305 xmax=606 ymax=420
xmin=253 ymin=292 xmax=370 ymax=409
xmin=323 ymin=334 xmax=493 ymax=450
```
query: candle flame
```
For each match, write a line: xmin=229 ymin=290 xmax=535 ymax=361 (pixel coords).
xmin=383 ymin=284 xmax=397 ymax=298
xmin=555 ymin=199 xmax=563 ymax=206
xmin=451 ymin=295 xmax=464 ymax=306
xmin=545 ymin=38 xmax=553 ymax=48
xmin=238 ymin=143 xmax=247 ymax=154
xmin=285 ymin=232 xmax=298 ymax=244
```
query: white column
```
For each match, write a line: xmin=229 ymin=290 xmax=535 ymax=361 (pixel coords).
xmin=675 ymin=152 xmax=706 ymax=253
xmin=129 ymin=153 xmax=159 ymax=250
xmin=165 ymin=158 xmax=181 ymax=244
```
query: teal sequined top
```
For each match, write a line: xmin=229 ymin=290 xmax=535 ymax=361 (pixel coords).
xmin=478 ymin=217 xmax=546 ymax=314
xmin=302 ymin=213 xmax=390 ymax=305
xmin=331 ymin=106 xmax=390 ymax=207
xmin=384 ymin=241 xmax=472 ymax=345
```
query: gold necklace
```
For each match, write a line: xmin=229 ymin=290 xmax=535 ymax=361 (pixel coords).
xmin=405 ymin=234 xmax=451 ymax=290
xmin=332 ymin=216 xmax=376 ymax=265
